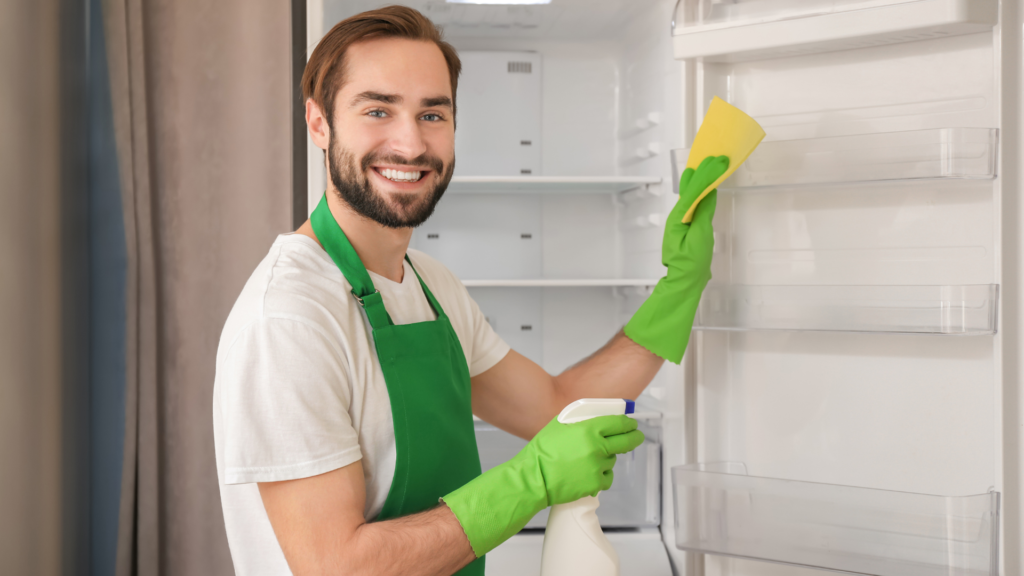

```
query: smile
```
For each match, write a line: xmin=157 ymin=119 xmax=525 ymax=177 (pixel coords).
xmin=374 ymin=167 xmax=427 ymax=183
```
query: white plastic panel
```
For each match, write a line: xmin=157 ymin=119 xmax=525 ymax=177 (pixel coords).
xmin=466 ymin=286 xmax=624 ymax=374
xmin=467 ymin=287 xmax=543 ymax=365
xmin=413 ymin=194 xmax=542 ymax=280
xmin=413 ymin=192 xmax=624 ymax=281
xmin=454 ymin=51 xmax=542 ymax=176
xmin=673 ymin=462 xmax=1000 ymax=576
xmin=540 ymin=287 xmax=622 ymax=374
xmin=695 ymin=284 xmax=998 ymax=334
xmin=672 ymin=0 xmax=997 ymax=62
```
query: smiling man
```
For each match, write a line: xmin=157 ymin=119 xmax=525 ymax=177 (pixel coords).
xmin=213 ymin=6 xmax=726 ymax=576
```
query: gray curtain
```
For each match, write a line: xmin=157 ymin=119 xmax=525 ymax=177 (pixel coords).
xmin=102 ymin=1 xmax=295 ymax=573
xmin=1 ymin=0 xmax=90 ymax=574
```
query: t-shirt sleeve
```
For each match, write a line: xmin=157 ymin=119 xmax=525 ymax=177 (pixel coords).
xmin=218 ymin=317 xmax=362 ymax=485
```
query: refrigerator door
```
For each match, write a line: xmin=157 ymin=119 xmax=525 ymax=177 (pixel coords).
xmin=669 ymin=0 xmax=1011 ymax=574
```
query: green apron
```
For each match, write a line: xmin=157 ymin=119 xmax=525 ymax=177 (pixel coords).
xmin=311 ymin=195 xmax=485 ymax=575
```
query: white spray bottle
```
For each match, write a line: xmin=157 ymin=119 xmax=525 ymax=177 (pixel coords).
xmin=539 ymin=398 xmax=635 ymax=576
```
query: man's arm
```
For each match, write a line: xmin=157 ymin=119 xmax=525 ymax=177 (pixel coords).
xmin=471 ymin=330 xmax=663 ymax=440
xmin=259 ymin=461 xmax=476 ymax=576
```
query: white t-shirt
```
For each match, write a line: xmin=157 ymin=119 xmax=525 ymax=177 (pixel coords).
xmin=213 ymin=234 xmax=510 ymax=576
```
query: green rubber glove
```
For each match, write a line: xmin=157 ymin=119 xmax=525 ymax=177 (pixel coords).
xmin=442 ymin=415 xmax=644 ymax=557
xmin=624 ymin=155 xmax=730 ymax=364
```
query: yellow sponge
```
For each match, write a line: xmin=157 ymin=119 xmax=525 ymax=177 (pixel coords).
xmin=681 ymin=96 xmax=766 ymax=223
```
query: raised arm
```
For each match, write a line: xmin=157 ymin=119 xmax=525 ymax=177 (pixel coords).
xmin=259 ymin=461 xmax=475 ymax=576
xmin=472 ymin=156 xmax=731 ymax=441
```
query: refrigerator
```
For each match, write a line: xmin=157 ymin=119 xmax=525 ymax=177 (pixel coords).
xmin=307 ymin=1 xmax=1019 ymax=574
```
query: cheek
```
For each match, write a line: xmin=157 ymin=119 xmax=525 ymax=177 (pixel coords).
xmin=426 ymin=129 xmax=456 ymax=161
xmin=333 ymin=117 xmax=387 ymax=159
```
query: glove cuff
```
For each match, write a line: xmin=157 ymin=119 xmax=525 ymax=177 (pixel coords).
xmin=625 ymin=272 xmax=710 ymax=364
xmin=441 ymin=458 xmax=548 ymax=557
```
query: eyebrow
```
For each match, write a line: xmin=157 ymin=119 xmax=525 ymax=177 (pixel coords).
xmin=351 ymin=91 xmax=401 ymax=106
xmin=349 ymin=91 xmax=452 ymax=109
xmin=421 ymin=96 xmax=452 ymax=109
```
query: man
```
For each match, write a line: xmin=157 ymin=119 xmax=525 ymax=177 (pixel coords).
xmin=213 ymin=6 xmax=727 ymax=576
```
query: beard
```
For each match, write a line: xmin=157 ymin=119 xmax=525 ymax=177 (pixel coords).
xmin=328 ymin=137 xmax=454 ymax=229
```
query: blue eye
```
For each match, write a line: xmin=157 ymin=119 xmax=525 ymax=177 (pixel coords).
xmin=368 ymin=109 xmax=387 ymax=118
xmin=422 ymin=113 xmax=443 ymax=122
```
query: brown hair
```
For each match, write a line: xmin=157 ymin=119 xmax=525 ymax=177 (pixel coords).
xmin=302 ymin=6 xmax=462 ymax=126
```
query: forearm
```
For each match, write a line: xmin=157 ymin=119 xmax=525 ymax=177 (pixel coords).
xmin=260 ymin=465 xmax=476 ymax=576
xmin=552 ymin=329 xmax=663 ymax=406
xmin=472 ymin=332 xmax=664 ymax=439
xmin=339 ymin=504 xmax=475 ymax=576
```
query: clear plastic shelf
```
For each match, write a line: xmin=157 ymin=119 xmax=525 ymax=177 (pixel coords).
xmin=672 ymin=0 xmax=998 ymax=62
xmin=695 ymin=284 xmax=998 ymax=335
xmin=729 ymin=129 xmax=998 ymax=188
xmin=673 ymin=463 xmax=1000 ymax=576
xmin=672 ymin=129 xmax=997 ymax=191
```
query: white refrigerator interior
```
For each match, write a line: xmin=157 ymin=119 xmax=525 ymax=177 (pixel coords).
xmin=308 ymin=0 xmax=1020 ymax=575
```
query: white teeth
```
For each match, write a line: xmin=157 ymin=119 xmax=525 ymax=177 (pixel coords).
xmin=381 ymin=168 xmax=422 ymax=182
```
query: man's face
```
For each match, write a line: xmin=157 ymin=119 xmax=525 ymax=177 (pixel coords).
xmin=327 ymin=37 xmax=455 ymax=228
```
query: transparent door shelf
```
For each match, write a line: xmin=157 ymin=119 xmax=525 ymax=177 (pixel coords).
xmin=673 ymin=463 xmax=1000 ymax=576
xmin=672 ymin=0 xmax=997 ymax=62
xmin=732 ymin=129 xmax=997 ymax=188
xmin=671 ymin=129 xmax=997 ymax=191
xmin=447 ymin=176 xmax=661 ymax=194
xmin=695 ymin=284 xmax=998 ymax=335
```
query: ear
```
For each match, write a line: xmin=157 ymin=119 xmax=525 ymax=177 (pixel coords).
xmin=306 ymin=99 xmax=331 ymax=151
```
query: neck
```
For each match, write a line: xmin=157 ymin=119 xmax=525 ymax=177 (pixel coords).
xmin=297 ymin=190 xmax=413 ymax=283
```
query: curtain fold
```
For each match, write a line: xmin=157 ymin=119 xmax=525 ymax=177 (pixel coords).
xmin=102 ymin=1 xmax=294 ymax=574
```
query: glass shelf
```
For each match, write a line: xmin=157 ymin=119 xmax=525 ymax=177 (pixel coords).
xmin=695 ymin=284 xmax=998 ymax=335
xmin=447 ymin=176 xmax=661 ymax=195
xmin=673 ymin=463 xmax=1000 ymax=576
xmin=672 ymin=129 xmax=997 ymax=191
xmin=671 ymin=0 xmax=998 ymax=62
xmin=462 ymin=279 xmax=658 ymax=288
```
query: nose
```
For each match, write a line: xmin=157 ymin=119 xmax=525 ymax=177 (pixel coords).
xmin=386 ymin=114 xmax=428 ymax=161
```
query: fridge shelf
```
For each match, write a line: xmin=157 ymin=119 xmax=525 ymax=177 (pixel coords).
xmin=672 ymin=0 xmax=997 ymax=62
xmin=447 ymin=176 xmax=662 ymax=195
xmin=695 ymin=284 xmax=998 ymax=335
xmin=462 ymin=279 xmax=658 ymax=288
xmin=673 ymin=463 xmax=1000 ymax=576
xmin=672 ymin=128 xmax=997 ymax=190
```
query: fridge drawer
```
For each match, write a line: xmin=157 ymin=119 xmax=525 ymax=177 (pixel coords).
xmin=474 ymin=417 xmax=661 ymax=528
xmin=673 ymin=462 xmax=1000 ymax=576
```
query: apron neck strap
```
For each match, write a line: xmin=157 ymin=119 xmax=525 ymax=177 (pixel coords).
xmin=310 ymin=194 xmax=394 ymax=328
xmin=405 ymin=256 xmax=447 ymax=321
xmin=310 ymin=194 xmax=449 ymax=328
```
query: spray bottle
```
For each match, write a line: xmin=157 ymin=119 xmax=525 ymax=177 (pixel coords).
xmin=539 ymin=398 xmax=635 ymax=576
